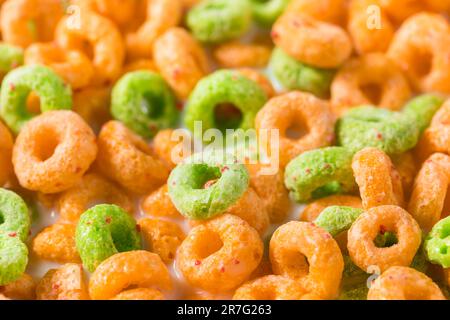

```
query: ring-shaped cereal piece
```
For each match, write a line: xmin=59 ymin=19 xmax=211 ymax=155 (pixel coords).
xmin=184 ymin=70 xmax=268 ymax=135
xmin=0 ymin=65 xmax=72 ymax=134
xmin=96 ymin=120 xmax=169 ymax=194
xmin=57 ymin=173 xmax=134 ymax=224
xmin=213 ymin=41 xmax=271 ymax=69
xmin=152 ymin=129 xmax=192 ymax=170
xmin=0 ymin=43 xmax=23 ymax=76
xmin=272 ymin=12 xmax=352 ymax=68
xmin=13 ymin=110 xmax=97 ymax=194
xmin=75 ymin=204 xmax=141 ymax=272
xmin=187 ymin=0 xmax=252 ymax=44
xmin=380 ymin=0 xmax=427 ymax=22
xmin=352 ymin=147 xmax=404 ymax=210
xmin=314 ymin=206 xmax=364 ymax=237
xmin=141 ymin=184 xmax=182 ymax=219
xmin=0 ymin=122 xmax=13 ymax=186
xmin=300 ymin=195 xmax=362 ymax=222
xmin=0 ymin=273 xmax=36 ymax=300
xmin=153 ymin=27 xmax=210 ymax=100
xmin=425 ymin=216 xmax=450 ymax=268
xmin=347 ymin=205 xmax=422 ymax=273
xmin=177 ymin=214 xmax=263 ymax=292
xmin=284 ymin=147 xmax=356 ymax=203
xmin=111 ymin=71 xmax=178 ymax=138
xmin=391 ymin=151 xmax=417 ymax=197
xmin=286 ymin=0 xmax=347 ymax=25
xmin=387 ymin=13 xmax=450 ymax=94
xmin=0 ymin=188 xmax=30 ymax=242
xmin=55 ymin=10 xmax=125 ymax=85
xmin=331 ymin=54 xmax=412 ymax=116
xmin=256 ymin=91 xmax=335 ymax=167
xmin=89 ymin=250 xmax=172 ymax=300
xmin=25 ymin=43 xmax=94 ymax=89
xmin=269 ymin=47 xmax=334 ymax=98
xmin=249 ymin=0 xmax=290 ymax=26
xmin=74 ymin=0 xmax=138 ymax=27
xmin=368 ymin=266 xmax=445 ymax=300
xmin=168 ymin=152 xmax=249 ymax=220
xmin=0 ymin=232 xmax=28 ymax=286
xmin=0 ymin=0 xmax=64 ymax=48
xmin=270 ymin=221 xmax=344 ymax=299
xmin=112 ymin=288 xmax=164 ymax=300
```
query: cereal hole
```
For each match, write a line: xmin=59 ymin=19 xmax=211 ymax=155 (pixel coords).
xmin=214 ymin=103 xmax=243 ymax=131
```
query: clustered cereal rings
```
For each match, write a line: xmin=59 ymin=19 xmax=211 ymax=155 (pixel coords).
xmin=111 ymin=71 xmax=178 ymax=139
xmin=187 ymin=0 xmax=252 ymax=43
xmin=168 ymin=152 xmax=249 ymax=220
xmin=272 ymin=12 xmax=352 ymax=68
xmin=89 ymin=250 xmax=172 ymax=300
xmin=368 ymin=266 xmax=445 ymax=300
xmin=0 ymin=65 xmax=72 ymax=134
xmin=284 ymin=147 xmax=356 ymax=203
xmin=269 ymin=47 xmax=335 ymax=98
xmin=352 ymin=147 xmax=404 ymax=210
xmin=424 ymin=216 xmax=450 ymax=268
xmin=75 ymin=204 xmax=141 ymax=272
xmin=153 ymin=27 xmax=210 ymax=100
xmin=314 ymin=206 xmax=364 ymax=237
xmin=270 ymin=221 xmax=344 ymax=299
xmin=0 ymin=122 xmax=13 ymax=186
xmin=387 ymin=13 xmax=450 ymax=94
xmin=213 ymin=41 xmax=271 ymax=69
xmin=177 ymin=214 xmax=263 ymax=292
xmin=57 ymin=173 xmax=134 ymax=224
xmin=0 ymin=43 xmax=23 ymax=75
xmin=24 ymin=43 xmax=94 ymax=89
xmin=331 ymin=53 xmax=412 ymax=116
xmin=96 ymin=120 xmax=169 ymax=194
xmin=249 ymin=0 xmax=290 ymax=26
xmin=12 ymin=110 xmax=97 ymax=194
xmin=0 ymin=188 xmax=30 ymax=242
xmin=255 ymin=91 xmax=335 ymax=167
xmin=347 ymin=205 xmax=422 ymax=273
xmin=300 ymin=195 xmax=362 ymax=222
xmin=184 ymin=70 xmax=268 ymax=135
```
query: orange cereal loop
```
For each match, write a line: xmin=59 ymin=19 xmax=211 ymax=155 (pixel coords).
xmin=347 ymin=205 xmax=422 ymax=273
xmin=0 ymin=273 xmax=36 ymax=300
xmin=300 ymin=195 xmax=362 ymax=222
xmin=368 ymin=266 xmax=445 ymax=300
xmin=233 ymin=275 xmax=319 ymax=300
xmin=255 ymin=91 xmax=335 ymax=168
xmin=380 ymin=0 xmax=427 ymax=22
xmin=24 ymin=43 xmax=94 ymax=89
xmin=352 ymin=147 xmax=404 ymax=210
xmin=126 ymin=0 xmax=182 ymax=59
xmin=32 ymin=223 xmax=81 ymax=264
xmin=391 ymin=152 xmax=417 ymax=198
xmin=112 ymin=288 xmax=164 ymax=300
xmin=286 ymin=0 xmax=347 ymax=25
xmin=387 ymin=13 xmax=450 ymax=94
xmin=331 ymin=54 xmax=411 ymax=116
xmin=73 ymin=86 xmax=111 ymax=132
xmin=74 ymin=0 xmax=138 ymax=27
xmin=408 ymin=153 xmax=450 ymax=231
xmin=12 ymin=111 xmax=98 ymax=194
xmin=89 ymin=251 xmax=172 ymax=300
xmin=347 ymin=0 xmax=394 ymax=55
xmin=270 ymin=221 xmax=344 ymax=299
xmin=213 ymin=41 xmax=271 ymax=69
xmin=0 ymin=0 xmax=64 ymax=48
xmin=96 ymin=121 xmax=169 ymax=194
xmin=36 ymin=264 xmax=89 ymax=300
xmin=153 ymin=129 xmax=192 ymax=170
xmin=177 ymin=214 xmax=263 ymax=293
xmin=236 ymin=68 xmax=276 ymax=98
xmin=0 ymin=120 xmax=13 ymax=186
xmin=272 ymin=12 xmax=352 ymax=68
xmin=139 ymin=218 xmax=186 ymax=264
xmin=55 ymin=10 xmax=125 ymax=85
xmin=57 ymin=173 xmax=134 ymax=224
xmin=141 ymin=184 xmax=182 ymax=218
xmin=153 ymin=27 xmax=209 ymax=100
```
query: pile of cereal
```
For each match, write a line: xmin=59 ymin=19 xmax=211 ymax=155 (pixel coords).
xmin=0 ymin=0 xmax=449 ymax=301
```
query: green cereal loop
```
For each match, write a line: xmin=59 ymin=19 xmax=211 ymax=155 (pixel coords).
xmin=0 ymin=44 xmax=23 ymax=74
xmin=0 ymin=188 xmax=30 ymax=242
xmin=111 ymin=71 xmax=178 ymax=138
xmin=187 ymin=0 xmax=252 ymax=43
xmin=284 ymin=147 xmax=356 ymax=203
xmin=0 ymin=233 xmax=28 ymax=285
xmin=314 ymin=206 xmax=363 ymax=237
xmin=269 ymin=47 xmax=335 ymax=98
xmin=336 ymin=106 xmax=420 ymax=155
xmin=184 ymin=70 xmax=268 ymax=135
xmin=75 ymin=204 xmax=141 ymax=272
xmin=249 ymin=0 xmax=290 ymax=26
xmin=424 ymin=216 xmax=450 ymax=268
xmin=402 ymin=94 xmax=445 ymax=134
xmin=0 ymin=65 xmax=72 ymax=134
xmin=168 ymin=152 xmax=250 ymax=220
